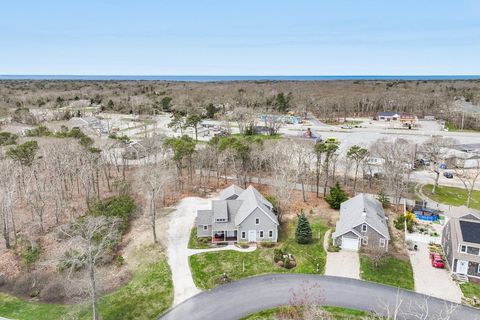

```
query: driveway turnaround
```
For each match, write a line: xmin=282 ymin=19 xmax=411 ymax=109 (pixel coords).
xmin=324 ymin=230 xmax=360 ymax=279
xmin=409 ymin=242 xmax=463 ymax=303
xmin=167 ymin=196 xmax=256 ymax=305
xmin=160 ymin=274 xmax=479 ymax=320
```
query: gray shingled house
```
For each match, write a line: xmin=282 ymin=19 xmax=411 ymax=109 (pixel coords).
xmin=196 ymin=185 xmax=279 ymax=243
xmin=442 ymin=209 xmax=480 ymax=279
xmin=332 ymin=193 xmax=390 ymax=251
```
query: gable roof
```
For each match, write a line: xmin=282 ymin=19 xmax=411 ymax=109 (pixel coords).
xmin=219 ymin=184 xmax=244 ymax=200
xmin=332 ymin=193 xmax=390 ymax=240
xmin=235 ymin=185 xmax=278 ymax=226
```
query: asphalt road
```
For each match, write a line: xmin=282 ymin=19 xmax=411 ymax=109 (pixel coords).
xmin=160 ymin=274 xmax=480 ymax=320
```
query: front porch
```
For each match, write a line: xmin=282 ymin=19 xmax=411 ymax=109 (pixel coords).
xmin=213 ymin=230 xmax=237 ymax=243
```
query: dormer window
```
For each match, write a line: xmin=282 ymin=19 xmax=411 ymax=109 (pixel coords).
xmin=362 ymin=224 xmax=367 ymax=232
xmin=255 ymin=218 xmax=260 ymax=225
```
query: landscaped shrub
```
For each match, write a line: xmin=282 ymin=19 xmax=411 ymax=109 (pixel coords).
xmin=394 ymin=215 xmax=405 ymax=230
xmin=295 ymin=211 xmax=312 ymax=244
xmin=273 ymin=248 xmax=284 ymax=262
xmin=260 ymin=241 xmax=275 ymax=248
xmin=238 ymin=242 xmax=250 ymax=249
xmin=325 ymin=183 xmax=348 ymax=209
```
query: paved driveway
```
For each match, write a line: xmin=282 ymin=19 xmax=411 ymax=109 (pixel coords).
xmin=409 ymin=242 xmax=463 ymax=303
xmin=167 ymin=197 xmax=211 ymax=305
xmin=167 ymin=196 xmax=256 ymax=306
xmin=160 ymin=274 xmax=479 ymax=320
xmin=324 ymin=230 xmax=360 ymax=279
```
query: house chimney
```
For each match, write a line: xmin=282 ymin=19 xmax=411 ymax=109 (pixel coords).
xmin=362 ymin=208 xmax=367 ymax=216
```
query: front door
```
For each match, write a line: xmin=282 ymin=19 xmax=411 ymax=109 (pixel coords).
xmin=457 ymin=260 xmax=468 ymax=274
xmin=248 ymin=230 xmax=256 ymax=242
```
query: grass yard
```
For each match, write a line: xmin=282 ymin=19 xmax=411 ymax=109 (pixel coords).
xmin=422 ymin=184 xmax=480 ymax=210
xmin=359 ymin=255 xmax=414 ymax=290
xmin=189 ymin=220 xmax=328 ymax=290
xmin=460 ymin=282 xmax=480 ymax=300
xmin=0 ymin=246 xmax=173 ymax=320
xmin=241 ymin=305 xmax=370 ymax=320
xmin=188 ymin=227 xmax=213 ymax=249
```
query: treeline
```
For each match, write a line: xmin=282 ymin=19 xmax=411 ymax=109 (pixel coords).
xmin=1 ymin=80 xmax=480 ymax=129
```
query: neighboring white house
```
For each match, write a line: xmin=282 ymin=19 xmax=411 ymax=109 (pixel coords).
xmin=377 ymin=112 xmax=400 ymax=121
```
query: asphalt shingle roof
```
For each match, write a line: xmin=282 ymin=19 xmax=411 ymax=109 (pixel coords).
xmin=332 ymin=193 xmax=390 ymax=240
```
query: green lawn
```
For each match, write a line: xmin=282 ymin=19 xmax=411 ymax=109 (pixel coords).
xmin=460 ymin=282 xmax=480 ymax=300
xmin=0 ymin=246 xmax=173 ymax=320
xmin=188 ymin=227 xmax=213 ymax=249
xmin=241 ymin=305 xmax=370 ymax=320
xmin=189 ymin=220 xmax=328 ymax=290
xmin=422 ymin=184 xmax=480 ymax=210
xmin=359 ymin=255 xmax=414 ymax=290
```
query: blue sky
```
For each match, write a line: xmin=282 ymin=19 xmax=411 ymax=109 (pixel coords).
xmin=1 ymin=0 xmax=479 ymax=75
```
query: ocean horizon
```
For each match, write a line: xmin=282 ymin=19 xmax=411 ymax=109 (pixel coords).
xmin=0 ymin=75 xmax=479 ymax=82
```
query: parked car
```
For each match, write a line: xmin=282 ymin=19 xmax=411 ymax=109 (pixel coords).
xmin=325 ymin=137 xmax=339 ymax=144
xmin=443 ymin=172 xmax=454 ymax=179
xmin=419 ymin=159 xmax=431 ymax=166
xmin=341 ymin=125 xmax=352 ymax=129
xmin=430 ymin=253 xmax=445 ymax=268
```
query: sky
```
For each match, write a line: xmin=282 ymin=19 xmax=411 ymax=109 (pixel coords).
xmin=1 ymin=0 xmax=479 ymax=75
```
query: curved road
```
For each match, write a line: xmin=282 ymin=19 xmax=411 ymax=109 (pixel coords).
xmin=160 ymin=274 xmax=480 ymax=320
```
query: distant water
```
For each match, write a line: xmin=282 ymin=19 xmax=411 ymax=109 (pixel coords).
xmin=0 ymin=75 xmax=479 ymax=82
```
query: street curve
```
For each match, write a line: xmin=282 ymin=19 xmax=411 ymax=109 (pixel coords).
xmin=160 ymin=274 xmax=480 ymax=320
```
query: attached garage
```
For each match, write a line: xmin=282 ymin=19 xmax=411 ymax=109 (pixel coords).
xmin=341 ymin=236 xmax=359 ymax=251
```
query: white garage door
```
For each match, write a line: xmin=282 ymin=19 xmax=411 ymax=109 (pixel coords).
xmin=342 ymin=237 xmax=359 ymax=251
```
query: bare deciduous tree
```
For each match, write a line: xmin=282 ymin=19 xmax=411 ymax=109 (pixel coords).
xmin=61 ymin=216 xmax=121 ymax=320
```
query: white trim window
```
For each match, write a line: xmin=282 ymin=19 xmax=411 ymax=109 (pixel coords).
xmin=259 ymin=230 xmax=264 ymax=238
xmin=268 ymin=230 xmax=273 ymax=238
xmin=477 ymin=264 xmax=480 ymax=274
xmin=460 ymin=245 xmax=467 ymax=253
xmin=203 ymin=225 xmax=208 ymax=231
xmin=379 ymin=238 xmax=386 ymax=247
xmin=255 ymin=218 xmax=260 ymax=225
xmin=362 ymin=224 xmax=368 ymax=232
xmin=241 ymin=231 xmax=246 ymax=239
xmin=362 ymin=236 xmax=368 ymax=245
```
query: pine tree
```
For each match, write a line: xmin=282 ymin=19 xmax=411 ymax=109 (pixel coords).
xmin=325 ymin=182 xmax=349 ymax=209
xmin=295 ymin=210 xmax=312 ymax=244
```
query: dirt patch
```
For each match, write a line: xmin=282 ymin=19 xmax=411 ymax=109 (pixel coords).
xmin=386 ymin=207 xmax=409 ymax=261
